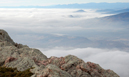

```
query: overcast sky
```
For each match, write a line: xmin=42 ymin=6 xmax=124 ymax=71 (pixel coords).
xmin=0 ymin=0 xmax=129 ymax=6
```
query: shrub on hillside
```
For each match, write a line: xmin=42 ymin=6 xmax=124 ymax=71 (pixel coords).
xmin=0 ymin=66 xmax=33 ymax=77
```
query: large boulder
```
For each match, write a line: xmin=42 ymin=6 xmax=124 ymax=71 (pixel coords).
xmin=0 ymin=45 xmax=47 ymax=71
xmin=0 ymin=29 xmax=47 ymax=71
xmin=0 ymin=29 xmax=119 ymax=77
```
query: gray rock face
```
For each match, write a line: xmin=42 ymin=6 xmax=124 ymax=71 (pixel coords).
xmin=0 ymin=29 xmax=47 ymax=71
xmin=0 ymin=29 xmax=120 ymax=77
xmin=0 ymin=29 xmax=15 ymax=45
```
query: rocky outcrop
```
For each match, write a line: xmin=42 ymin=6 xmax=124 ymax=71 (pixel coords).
xmin=0 ymin=29 xmax=15 ymax=45
xmin=31 ymin=55 xmax=119 ymax=77
xmin=0 ymin=29 xmax=119 ymax=77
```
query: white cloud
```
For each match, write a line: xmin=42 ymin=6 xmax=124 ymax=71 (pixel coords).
xmin=0 ymin=9 xmax=110 ymax=24
xmin=0 ymin=8 xmax=118 ymax=36
xmin=39 ymin=47 xmax=129 ymax=77
xmin=0 ymin=8 xmax=128 ymax=77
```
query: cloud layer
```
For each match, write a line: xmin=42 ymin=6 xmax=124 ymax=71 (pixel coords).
xmin=0 ymin=8 xmax=121 ymax=41
xmin=0 ymin=8 xmax=112 ymax=34
xmin=39 ymin=47 xmax=129 ymax=77
xmin=0 ymin=8 xmax=128 ymax=77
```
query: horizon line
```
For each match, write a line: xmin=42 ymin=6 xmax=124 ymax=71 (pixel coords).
xmin=0 ymin=2 xmax=129 ymax=7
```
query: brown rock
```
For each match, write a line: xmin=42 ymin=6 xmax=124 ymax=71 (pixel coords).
xmin=4 ymin=57 xmax=17 ymax=65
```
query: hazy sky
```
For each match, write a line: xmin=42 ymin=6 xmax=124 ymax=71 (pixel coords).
xmin=0 ymin=0 xmax=129 ymax=6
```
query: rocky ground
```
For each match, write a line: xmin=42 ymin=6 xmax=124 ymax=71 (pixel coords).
xmin=0 ymin=29 xmax=119 ymax=77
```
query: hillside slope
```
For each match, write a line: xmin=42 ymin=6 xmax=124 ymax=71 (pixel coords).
xmin=0 ymin=29 xmax=119 ymax=77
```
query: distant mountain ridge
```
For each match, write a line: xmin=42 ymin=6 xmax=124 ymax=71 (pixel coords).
xmin=102 ymin=12 xmax=129 ymax=21
xmin=1 ymin=3 xmax=129 ymax=9
xmin=13 ymin=33 xmax=129 ymax=51
xmin=97 ymin=8 xmax=129 ymax=14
